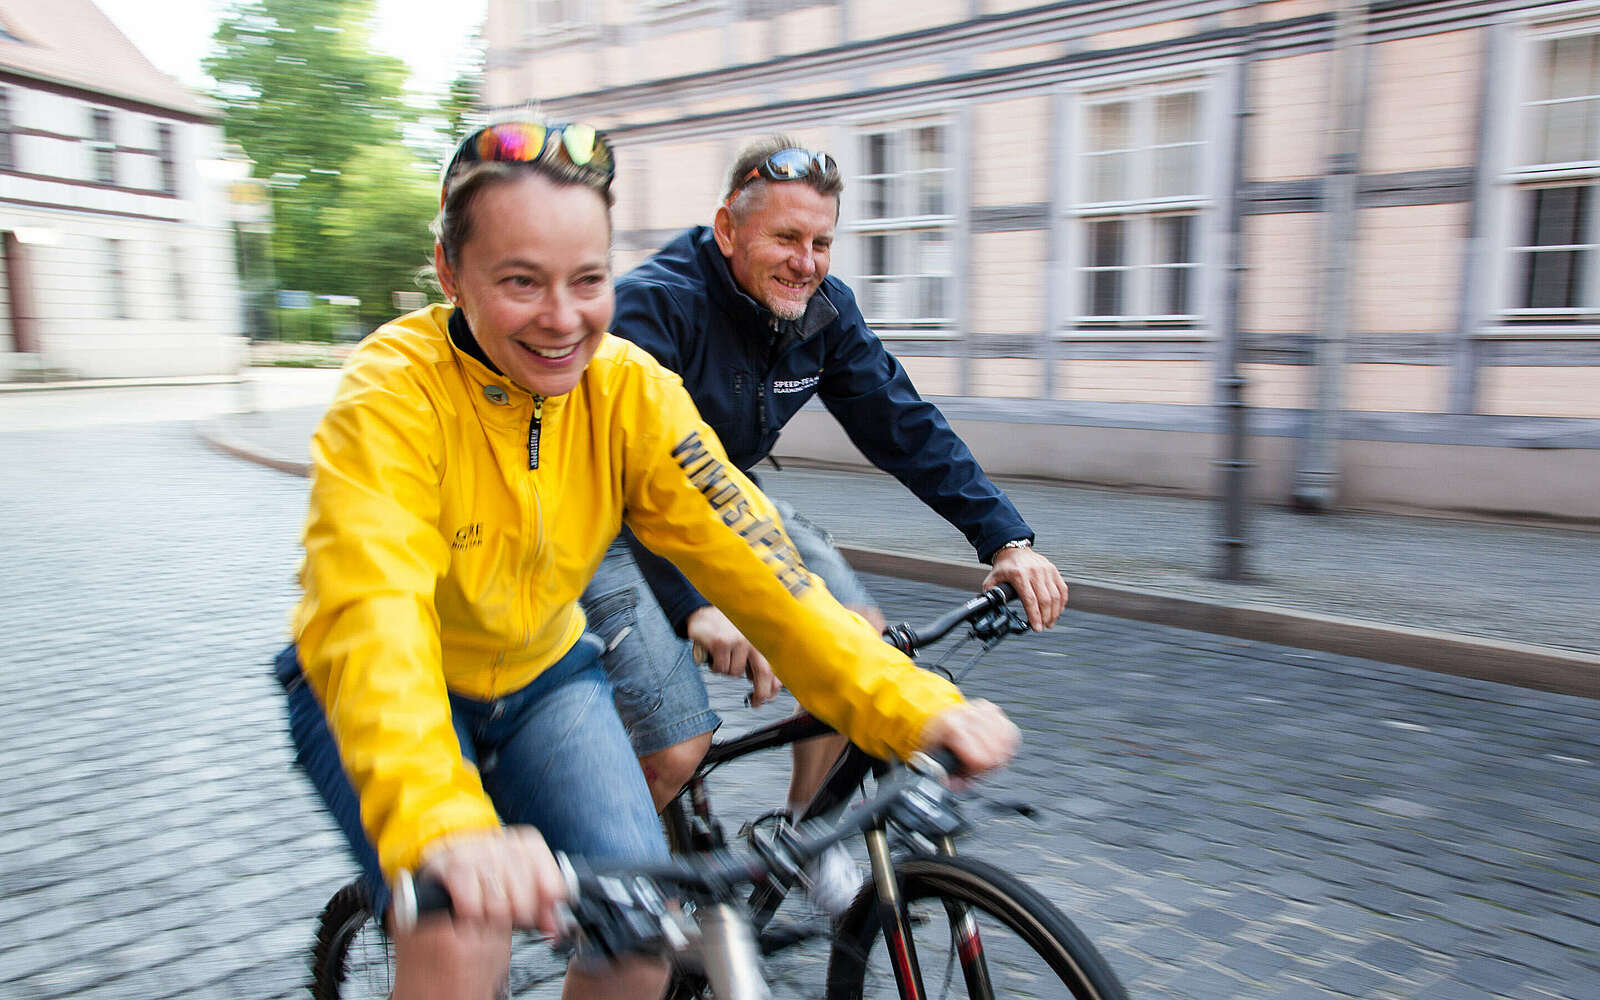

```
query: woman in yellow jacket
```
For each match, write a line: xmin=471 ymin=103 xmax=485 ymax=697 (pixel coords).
xmin=273 ymin=122 xmax=1019 ymax=1000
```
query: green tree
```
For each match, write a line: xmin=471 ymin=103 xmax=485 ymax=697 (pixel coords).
xmin=322 ymin=143 xmax=439 ymax=328
xmin=206 ymin=0 xmax=420 ymax=309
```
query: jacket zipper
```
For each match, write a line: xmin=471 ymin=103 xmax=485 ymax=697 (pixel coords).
xmin=524 ymin=394 xmax=545 ymax=654
xmin=527 ymin=395 xmax=544 ymax=470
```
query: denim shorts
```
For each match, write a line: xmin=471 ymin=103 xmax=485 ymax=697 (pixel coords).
xmin=580 ymin=498 xmax=872 ymax=757
xmin=273 ymin=633 xmax=667 ymax=911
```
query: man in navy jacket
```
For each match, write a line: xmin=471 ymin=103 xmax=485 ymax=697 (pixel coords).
xmin=579 ymin=135 xmax=1069 ymax=909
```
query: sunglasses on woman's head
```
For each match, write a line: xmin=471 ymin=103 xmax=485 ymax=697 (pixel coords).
xmin=439 ymin=122 xmax=615 ymax=205
xmin=724 ymin=148 xmax=838 ymax=206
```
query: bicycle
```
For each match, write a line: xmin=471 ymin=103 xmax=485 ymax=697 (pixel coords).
xmin=308 ymin=584 xmax=1130 ymax=1000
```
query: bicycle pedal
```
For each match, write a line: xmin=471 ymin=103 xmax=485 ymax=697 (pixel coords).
xmin=737 ymin=807 xmax=793 ymax=842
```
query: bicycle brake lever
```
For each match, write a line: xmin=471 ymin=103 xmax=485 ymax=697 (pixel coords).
xmin=969 ymin=606 xmax=1029 ymax=642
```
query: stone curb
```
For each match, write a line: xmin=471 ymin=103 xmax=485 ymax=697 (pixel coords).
xmin=198 ymin=420 xmax=1600 ymax=702
xmin=1 ymin=374 xmax=244 ymax=393
xmin=199 ymin=420 xmax=312 ymax=478
xmin=842 ymin=546 xmax=1600 ymax=701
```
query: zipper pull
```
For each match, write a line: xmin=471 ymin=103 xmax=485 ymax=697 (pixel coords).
xmin=528 ymin=395 xmax=544 ymax=470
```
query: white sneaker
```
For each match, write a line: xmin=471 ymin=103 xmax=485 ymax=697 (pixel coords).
xmin=803 ymin=842 xmax=864 ymax=917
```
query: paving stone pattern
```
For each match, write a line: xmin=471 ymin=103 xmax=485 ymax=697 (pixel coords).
xmin=2 ymin=419 xmax=1597 ymax=999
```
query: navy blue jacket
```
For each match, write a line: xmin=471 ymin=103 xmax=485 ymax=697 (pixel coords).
xmin=613 ymin=226 xmax=1033 ymax=630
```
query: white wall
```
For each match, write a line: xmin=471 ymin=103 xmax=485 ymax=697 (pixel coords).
xmin=0 ymin=81 xmax=246 ymax=377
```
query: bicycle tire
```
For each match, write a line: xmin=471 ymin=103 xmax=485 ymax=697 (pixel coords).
xmin=825 ymin=855 xmax=1130 ymax=1000
xmin=308 ymin=879 xmax=571 ymax=999
xmin=310 ymin=881 xmax=385 ymax=1000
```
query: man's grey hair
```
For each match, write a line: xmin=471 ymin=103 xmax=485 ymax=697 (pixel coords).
xmin=723 ymin=135 xmax=843 ymax=216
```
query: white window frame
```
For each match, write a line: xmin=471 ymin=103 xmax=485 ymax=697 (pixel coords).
xmin=105 ymin=238 xmax=129 ymax=319
xmin=156 ymin=123 xmax=178 ymax=195
xmin=1062 ymin=75 xmax=1217 ymax=333
xmin=90 ymin=108 xmax=116 ymax=186
xmin=637 ymin=0 xmax=723 ymax=22
xmin=525 ymin=0 xmax=597 ymax=43
xmin=170 ymin=244 xmax=190 ymax=321
xmin=1490 ymin=12 xmax=1600 ymax=329
xmin=0 ymin=87 xmax=13 ymax=173
xmin=848 ymin=117 xmax=957 ymax=336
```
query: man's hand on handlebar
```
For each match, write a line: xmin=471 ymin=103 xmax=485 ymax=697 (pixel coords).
xmin=416 ymin=826 xmax=568 ymax=936
xmin=918 ymin=698 xmax=1020 ymax=782
xmin=983 ymin=546 xmax=1069 ymax=632
xmin=685 ymin=606 xmax=782 ymax=707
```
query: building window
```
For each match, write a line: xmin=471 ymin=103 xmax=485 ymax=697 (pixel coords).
xmin=1070 ymin=82 xmax=1208 ymax=328
xmin=106 ymin=239 xmax=129 ymax=318
xmin=528 ymin=0 xmax=593 ymax=38
xmin=637 ymin=0 xmax=720 ymax=19
xmin=91 ymin=109 xmax=116 ymax=185
xmin=170 ymin=245 xmax=190 ymax=320
xmin=853 ymin=121 xmax=954 ymax=332
xmin=0 ymin=88 xmax=13 ymax=172
xmin=1504 ymin=30 xmax=1600 ymax=318
xmin=157 ymin=124 xmax=177 ymax=195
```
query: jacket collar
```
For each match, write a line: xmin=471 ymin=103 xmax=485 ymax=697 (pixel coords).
xmin=692 ymin=226 xmax=837 ymax=350
xmin=446 ymin=306 xmax=562 ymax=413
xmin=448 ymin=306 xmax=500 ymax=376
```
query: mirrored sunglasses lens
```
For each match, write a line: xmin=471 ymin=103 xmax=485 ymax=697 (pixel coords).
xmin=814 ymin=152 xmax=837 ymax=175
xmin=560 ymin=124 xmax=598 ymax=167
xmin=481 ymin=123 xmax=546 ymax=161
xmin=767 ymin=148 xmax=814 ymax=179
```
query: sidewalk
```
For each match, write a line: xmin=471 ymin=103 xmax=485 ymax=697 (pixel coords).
xmin=200 ymin=374 xmax=1600 ymax=699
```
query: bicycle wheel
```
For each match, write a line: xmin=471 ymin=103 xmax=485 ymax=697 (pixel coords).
xmin=308 ymin=879 xmax=572 ymax=999
xmin=309 ymin=881 xmax=391 ymax=1000
xmin=824 ymin=856 xmax=1129 ymax=1000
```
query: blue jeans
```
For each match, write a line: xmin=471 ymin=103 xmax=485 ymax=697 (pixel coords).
xmin=582 ymin=498 xmax=872 ymax=756
xmin=274 ymin=634 xmax=667 ymax=912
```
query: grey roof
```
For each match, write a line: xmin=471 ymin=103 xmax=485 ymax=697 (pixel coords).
xmin=0 ymin=0 xmax=215 ymax=119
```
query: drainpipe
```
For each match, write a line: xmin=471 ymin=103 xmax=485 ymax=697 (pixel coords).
xmin=1212 ymin=10 xmax=1258 ymax=582
xmin=1291 ymin=0 xmax=1370 ymax=511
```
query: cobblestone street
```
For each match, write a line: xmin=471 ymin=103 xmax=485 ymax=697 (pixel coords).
xmin=2 ymin=416 xmax=1597 ymax=999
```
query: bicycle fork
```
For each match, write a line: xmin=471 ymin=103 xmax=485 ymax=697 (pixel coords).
xmin=865 ymin=828 xmax=997 ymax=1000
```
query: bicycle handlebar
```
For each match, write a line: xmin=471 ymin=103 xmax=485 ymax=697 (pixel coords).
xmin=393 ymin=752 xmax=964 ymax=968
xmin=881 ymin=582 xmax=1019 ymax=655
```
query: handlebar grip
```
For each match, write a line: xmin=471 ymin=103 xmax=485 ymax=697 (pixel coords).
xmin=883 ymin=583 xmax=1019 ymax=654
xmin=392 ymin=870 xmax=454 ymax=933
xmin=910 ymin=747 xmax=964 ymax=781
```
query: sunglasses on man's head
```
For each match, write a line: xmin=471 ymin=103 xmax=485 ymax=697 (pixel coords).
xmin=724 ymin=148 xmax=838 ymax=206
xmin=440 ymin=122 xmax=615 ymax=205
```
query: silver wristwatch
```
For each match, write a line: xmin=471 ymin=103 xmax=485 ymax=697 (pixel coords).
xmin=997 ymin=538 xmax=1033 ymax=553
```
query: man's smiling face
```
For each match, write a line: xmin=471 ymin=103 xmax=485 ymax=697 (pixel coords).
xmin=714 ymin=182 xmax=837 ymax=322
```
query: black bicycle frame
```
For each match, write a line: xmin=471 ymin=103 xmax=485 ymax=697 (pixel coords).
xmin=660 ymin=586 xmax=1023 ymax=993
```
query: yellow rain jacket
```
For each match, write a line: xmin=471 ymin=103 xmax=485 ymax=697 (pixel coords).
xmin=293 ymin=304 xmax=964 ymax=878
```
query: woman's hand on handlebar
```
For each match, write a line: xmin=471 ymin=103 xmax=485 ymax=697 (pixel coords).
xmin=982 ymin=546 xmax=1069 ymax=632
xmin=417 ymin=826 xmax=568 ymax=936
xmin=917 ymin=698 xmax=1020 ymax=781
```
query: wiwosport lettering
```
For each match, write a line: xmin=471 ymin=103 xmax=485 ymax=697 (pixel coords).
xmin=671 ymin=431 xmax=812 ymax=596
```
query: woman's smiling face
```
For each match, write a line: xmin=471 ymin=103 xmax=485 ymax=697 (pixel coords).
xmin=437 ymin=171 xmax=613 ymax=398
